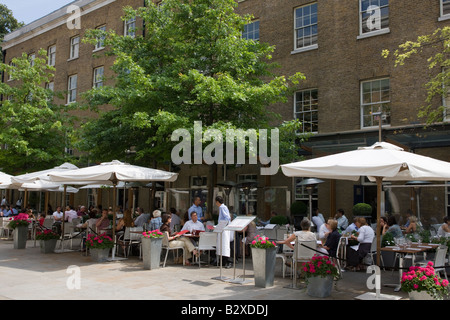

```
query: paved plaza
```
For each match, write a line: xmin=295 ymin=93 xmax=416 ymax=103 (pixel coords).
xmin=0 ymin=238 xmax=409 ymax=302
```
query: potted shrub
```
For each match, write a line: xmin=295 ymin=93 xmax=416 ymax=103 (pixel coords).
xmin=8 ymin=213 xmax=31 ymax=249
xmin=141 ymin=229 xmax=164 ymax=270
xmin=302 ymin=255 xmax=340 ymax=298
xmin=86 ymin=233 xmax=114 ymax=262
xmin=36 ymin=229 xmax=60 ymax=253
xmin=401 ymin=261 xmax=449 ymax=300
xmin=250 ymin=235 xmax=277 ymax=288
xmin=380 ymin=232 xmax=397 ymax=269
xmin=352 ymin=203 xmax=372 ymax=217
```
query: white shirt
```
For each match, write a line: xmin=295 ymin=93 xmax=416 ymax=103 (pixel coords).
xmin=356 ymin=225 xmax=375 ymax=244
xmin=182 ymin=219 xmax=205 ymax=233
xmin=65 ymin=210 xmax=78 ymax=222
xmin=312 ymin=216 xmax=324 ymax=231
xmin=294 ymin=230 xmax=317 ymax=242
xmin=53 ymin=211 xmax=63 ymax=220
xmin=318 ymin=223 xmax=331 ymax=240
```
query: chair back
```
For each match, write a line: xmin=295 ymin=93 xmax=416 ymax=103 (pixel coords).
xmin=198 ymin=232 xmax=217 ymax=250
xmin=43 ymin=218 xmax=53 ymax=229
xmin=72 ymin=218 xmax=81 ymax=226
xmin=435 ymin=245 xmax=448 ymax=269
xmin=162 ymin=231 xmax=170 ymax=247
xmin=130 ymin=227 xmax=143 ymax=241
xmin=295 ymin=240 xmax=317 ymax=261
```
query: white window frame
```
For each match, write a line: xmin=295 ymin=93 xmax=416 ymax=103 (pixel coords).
xmin=93 ymin=66 xmax=104 ymax=88
xmin=242 ymin=20 xmax=260 ymax=41
xmin=292 ymin=3 xmax=318 ymax=54
xmin=46 ymin=82 xmax=54 ymax=91
xmin=124 ymin=17 xmax=136 ymax=37
xmin=67 ymin=74 xmax=77 ymax=104
xmin=8 ymin=61 xmax=15 ymax=81
xmin=294 ymin=88 xmax=319 ymax=134
xmin=94 ymin=25 xmax=106 ymax=51
xmin=48 ymin=45 xmax=56 ymax=66
xmin=360 ymin=78 xmax=391 ymax=129
xmin=358 ymin=0 xmax=390 ymax=39
xmin=440 ymin=0 xmax=450 ymax=21
xmin=69 ymin=36 xmax=80 ymax=60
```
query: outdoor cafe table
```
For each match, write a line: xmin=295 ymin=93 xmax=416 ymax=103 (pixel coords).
xmin=381 ymin=242 xmax=439 ymax=291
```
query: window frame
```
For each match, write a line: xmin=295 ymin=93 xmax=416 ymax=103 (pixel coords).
xmin=358 ymin=0 xmax=390 ymax=39
xmin=124 ymin=17 xmax=136 ymax=37
xmin=292 ymin=2 xmax=318 ymax=54
xmin=69 ymin=36 xmax=80 ymax=60
xmin=93 ymin=66 xmax=104 ymax=88
xmin=48 ymin=45 xmax=56 ymax=66
xmin=94 ymin=25 xmax=106 ymax=51
xmin=67 ymin=74 xmax=78 ymax=104
xmin=294 ymin=88 xmax=319 ymax=134
xmin=242 ymin=20 xmax=260 ymax=41
xmin=360 ymin=77 xmax=391 ymax=129
xmin=440 ymin=0 xmax=450 ymax=21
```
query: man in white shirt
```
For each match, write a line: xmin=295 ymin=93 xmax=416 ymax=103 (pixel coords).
xmin=336 ymin=208 xmax=349 ymax=231
xmin=181 ymin=212 xmax=205 ymax=233
xmin=53 ymin=206 xmax=63 ymax=221
xmin=65 ymin=206 xmax=78 ymax=222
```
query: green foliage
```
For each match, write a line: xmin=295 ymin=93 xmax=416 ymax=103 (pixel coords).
xmin=352 ymin=203 xmax=372 ymax=216
xmin=290 ymin=201 xmax=307 ymax=216
xmin=382 ymin=27 xmax=450 ymax=125
xmin=381 ymin=232 xmax=395 ymax=247
xmin=0 ymin=49 xmax=76 ymax=174
xmin=270 ymin=215 xmax=289 ymax=225
xmin=78 ymin=0 xmax=305 ymax=165
xmin=0 ymin=4 xmax=24 ymax=60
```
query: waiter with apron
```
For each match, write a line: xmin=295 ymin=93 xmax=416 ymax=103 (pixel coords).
xmin=215 ymin=196 xmax=232 ymax=268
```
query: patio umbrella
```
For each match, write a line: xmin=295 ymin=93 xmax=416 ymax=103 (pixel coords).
xmin=281 ymin=141 xmax=450 ymax=266
xmin=48 ymin=160 xmax=179 ymax=259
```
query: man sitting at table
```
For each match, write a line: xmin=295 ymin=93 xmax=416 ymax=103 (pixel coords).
xmin=181 ymin=212 xmax=205 ymax=234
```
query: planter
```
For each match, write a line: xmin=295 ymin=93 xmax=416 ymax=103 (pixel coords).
xmin=408 ymin=291 xmax=435 ymax=300
xmin=307 ymin=275 xmax=334 ymax=298
xmin=251 ymin=247 xmax=276 ymax=288
xmin=13 ymin=225 xmax=28 ymax=249
xmin=142 ymin=237 xmax=163 ymax=270
xmin=40 ymin=239 xmax=58 ymax=254
xmin=90 ymin=248 xmax=110 ymax=262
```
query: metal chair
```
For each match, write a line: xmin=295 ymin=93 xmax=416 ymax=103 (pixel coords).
xmin=195 ymin=232 xmax=217 ymax=268
xmin=418 ymin=245 xmax=448 ymax=281
xmin=291 ymin=239 xmax=317 ymax=282
xmin=365 ymin=236 xmax=385 ymax=269
xmin=162 ymin=231 xmax=186 ymax=267
xmin=275 ymin=234 xmax=293 ymax=278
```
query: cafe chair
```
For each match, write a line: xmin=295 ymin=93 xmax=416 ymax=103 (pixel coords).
xmin=365 ymin=237 xmax=385 ymax=270
xmin=291 ymin=239 xmax=317 ymax=280
xmin=276 ymin=234 xmax=293 ymax=278
xmin=0 ymin=218 xmax=10 ymax=239
xmin=195 ymin=232 xmax=217 ymax=268
xmin=417 ymin=245 xmax=448 ymax=281
xmin=162 ymin=231 xmax=186 ymax=267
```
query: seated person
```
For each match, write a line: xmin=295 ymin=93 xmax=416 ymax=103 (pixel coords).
xmin=386 ymin=215 xmax=403 ymax=239
xmin=115 ymin=209 xmax=135 ymax=233
xmin=318 ymin=221 xmax=331 ymax=243
xmin=181 ymin=212 xmax=205 ymax=234
xmin=149 ymin=209 xmax=163 ymax=230
xmin=160 ymin=213 xmax=198 ymax=265
xmin=277 ymin=217 xmax=316 ymax=250
xmin=437 ymin=216 xmax=450 ymax=237
xmin=320 ymin=219 xmax=341 ymax=258
xmin=96 ymin=209 xmax=110 ymax=233
xmin=344 ymin=217 xmax=359 ymax=234
xmin=346 ymin=217 xmax=375 ymax=270
xmin=404 ymin=215 xmax=419 ymax=234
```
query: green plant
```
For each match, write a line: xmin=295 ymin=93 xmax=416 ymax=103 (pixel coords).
xmin=352 ymin=203 xmax=372 ymax=216
xmin=419 ymin=229 xmax=431 ymax=243
xmin=7 ymin=213 xmax=31 ymax=229
xmin=401 ymin=261 xmax=449 ymax=300
xmin=302 ymin=255 xmax=340 ymax=280
xmin=86 ymin=233 xmax=114 ymax=249
xmin=250 ymin=235 xmax=276 ymax=249
xmin=142 ymin=229 xmax=163 ymax=239
xmin=381 ymin=232 xmax=395 ymax=247
xmin=36 ymin=229 xmax=60 ymax=240
xmin=270 ymin=215 xmax=289 ymax=225
xmin=405 ymin=233 xmax=417 ymax=242
xmin=290 ymin=201 xmax=307 ymax=216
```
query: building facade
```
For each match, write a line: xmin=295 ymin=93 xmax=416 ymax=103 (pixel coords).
xmin=2 ymin=0 xmax=450 ymax=226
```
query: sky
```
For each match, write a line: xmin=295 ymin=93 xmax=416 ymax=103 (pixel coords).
xmin=1 ymin=0 xmax=74 ymax=25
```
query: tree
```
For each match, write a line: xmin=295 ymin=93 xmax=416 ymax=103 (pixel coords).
xmin=79 ymin=0 xmax=304 ymax=166
xmin=0 ymin=4 xmax=24 ymax=60
xmin=382 ymin=27 xmax=450 ymax=125
xmin=0 ymin=49 xmax=76 ymax=174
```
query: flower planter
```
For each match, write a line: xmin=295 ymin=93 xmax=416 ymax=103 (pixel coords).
xmin=408 ymin=291 xmax=435 ymax=300
xmin=251 ymin=247 xmax=276 ymax=288
xmin=13 ymin=225 xmax=28 ymax=249
xmin=142 ymin=237 xmax=162 ymax=270
xmin=90 ymin=248 xmax=110 ymax=262
xmin=307 ymin=275 xmax=334 ymax=298
xmin=40 ymin=239 xmax=58 ymax=254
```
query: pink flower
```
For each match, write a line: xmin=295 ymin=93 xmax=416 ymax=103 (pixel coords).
xmin=252 ymin=240 xmax=256 ymax=245
xmin=413 ymin=284 xmax=419 ymax=289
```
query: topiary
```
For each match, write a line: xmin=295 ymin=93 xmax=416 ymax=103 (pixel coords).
xmin=352 ymin=203 xmax=372 ymax=216
xmin=270 ymin=215 xmax=289 ymax=225
xmin=290 ymin=201 xmax=307 ymax=216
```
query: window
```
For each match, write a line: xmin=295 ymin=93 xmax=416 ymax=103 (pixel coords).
xmin=48 ymin=45 xmax=56 ymax=66
xmin=124 ymin=17 xmax=136 ymax=37
xmin=359 ymin=0 xmax=389 ymax=37
xmin=444 ymin=73 xmax=450 ymax=122
xmin=294 ymin=3 xmax=318 ymax=51
xmin=67 ymin=74 xmax=77 ymax=103
xmin=294 ymin=89 xmax=318 ymax=133
xmin=361 ymin=78 xmax=390 ymax=128
xmin=8 ymin=61 xmax=15 ymax=81
xmin=93 ymin=66 xmax=104 ymax=88
xmin=440 ymin=0 xmax=450 ymax=20
xmin=243 ymin=20 xmax=260 ymax=41
xmin=69 ymin=36 xmax=80 ymax=59
xmin=95 ymin=25 xmax=106 ymax=50
xmin=237 ymin=174 xmax=257 ymax=215
xmin=29 ymin=53 xmax=36 ymax=67
xmin=46 ymin=82 xmax=54 ymax=91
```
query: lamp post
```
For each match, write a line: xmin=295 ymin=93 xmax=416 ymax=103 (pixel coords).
xmin=216 ymin=181 xmax=236 ymax=208
xmin=296 ymin=178 xmax=324 ymax=222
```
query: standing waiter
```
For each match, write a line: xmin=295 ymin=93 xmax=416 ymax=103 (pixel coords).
xmin=214 ymin=196 xmax=232 ymax=268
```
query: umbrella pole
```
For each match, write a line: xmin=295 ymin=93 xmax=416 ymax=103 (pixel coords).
xmin=376 ymin=177 xmax=382 ymax=267
xmin=112 ymin=183 xmax=117 ymax=259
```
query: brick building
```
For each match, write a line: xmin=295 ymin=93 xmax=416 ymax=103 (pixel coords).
xmin=2 ymin=0 xmax=450 ymax=226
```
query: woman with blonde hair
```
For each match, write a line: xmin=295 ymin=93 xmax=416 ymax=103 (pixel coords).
xmin=404 ymin=215 xmax=418 ymax=234
xmin=321 ymin=219 xmax=341 ymax=258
